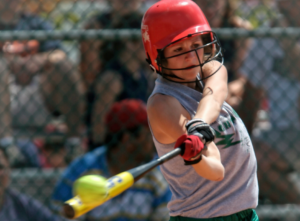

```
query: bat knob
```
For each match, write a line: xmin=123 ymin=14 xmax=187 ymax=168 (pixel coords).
xmin=63 ymin=203 xmax=75 ymax=219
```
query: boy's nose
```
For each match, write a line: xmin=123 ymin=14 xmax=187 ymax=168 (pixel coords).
xmin=184 ymin=50 xmax=196 ymax=60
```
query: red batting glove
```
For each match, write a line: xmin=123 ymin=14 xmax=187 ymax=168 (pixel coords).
xmin=174 ymin=134 xmax=205 ymax=165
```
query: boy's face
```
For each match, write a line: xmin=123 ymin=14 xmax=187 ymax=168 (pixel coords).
xmin=163 ymin=35 xmax=204 ymax=81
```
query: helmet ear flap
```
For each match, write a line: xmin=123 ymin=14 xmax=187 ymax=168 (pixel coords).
xmin=146 ymin=52 xmax=157 ymax=73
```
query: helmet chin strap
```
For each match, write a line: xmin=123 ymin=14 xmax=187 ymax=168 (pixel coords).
xmin=158 ymin=69 xmax=200 ymax=84
xmin=161 ymin=75 xmax=200 ymax=84
xmin=149 ymin=63 xmax=199 ymax=83
xmin=148 ymin=61 xmax=187 ymax=81
xmin=154 ymin=56 xmax=224 ymax=84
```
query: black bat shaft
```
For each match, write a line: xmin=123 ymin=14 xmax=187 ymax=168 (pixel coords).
xmin=128 ymin=147 xmax=182 ymax=182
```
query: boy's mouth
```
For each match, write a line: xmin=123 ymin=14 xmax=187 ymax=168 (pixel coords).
xmin=185 ymin=65 xmax=198 ymax=70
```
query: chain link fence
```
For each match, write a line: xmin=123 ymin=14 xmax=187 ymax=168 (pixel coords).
xmin=0 ymin=0 xmax=300 ymax=220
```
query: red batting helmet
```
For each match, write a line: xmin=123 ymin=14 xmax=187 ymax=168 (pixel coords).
xmin=141 ymin=0 xmax=223 ymax=81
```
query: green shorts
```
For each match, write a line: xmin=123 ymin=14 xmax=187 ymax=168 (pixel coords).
xmin=170 ymin=209 xmax=258 ymax=221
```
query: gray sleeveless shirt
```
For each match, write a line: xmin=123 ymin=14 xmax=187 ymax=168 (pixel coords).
xmin=149 ymin=77 xmax=258 ymax=218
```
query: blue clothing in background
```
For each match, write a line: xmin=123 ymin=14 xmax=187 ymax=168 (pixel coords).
xmin=15 ymin=13 xmax=62 ymax=52
xmin=51 ymin=147 xmax=171 ymax=221
xmin=0 ymin=188 xmax=64 ymax=221
xmin=0 ymin=12 xmax=61 ymax=52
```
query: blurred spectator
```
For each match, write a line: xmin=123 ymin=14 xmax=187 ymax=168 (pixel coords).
xmin=33 ymin=121 xmax=70 ymax=168
xmin=0 ymin=146 xmax=65 ymax=221
xmin=51 ymin=99 xmax=171 ymax=221
xmin=239 ymin=1 xmax=300 ymax=203
xmin=195 ymin=0 xmax=262 ymax=134
xmin=80 ymin=0 xmax=151 ymax=150
xmin=235 ymin=0 xmax=278 ymax=28
xmin=0 ymin=0 xmax=15 ymax=164
xmin=276 ymin=0 xmax=300 ymax=27
xmin=0 ymin=0 xmax=85 ymax=167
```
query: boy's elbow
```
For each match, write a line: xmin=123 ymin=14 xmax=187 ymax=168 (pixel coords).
xmin=212 ymin=167 xmax=225 ymax=182
xmin=214 ymin=174 xmax=224 ymax=182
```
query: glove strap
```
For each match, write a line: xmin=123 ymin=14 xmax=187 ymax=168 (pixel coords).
xmin=184 ymin=154 xmax=202 ymax=165
xmin=185 ymin=118 xmax=206 ymax=128
xmin=187 ymin=122 xmax=211 ymax=135
xmin=185 ymin=118 xmax=216 ymax=144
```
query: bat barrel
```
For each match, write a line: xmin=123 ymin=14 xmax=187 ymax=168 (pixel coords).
xmin=63 ymin=172 xmax=134 ymax=219
xmin=63 ymin=148 xmax=182 ymax=219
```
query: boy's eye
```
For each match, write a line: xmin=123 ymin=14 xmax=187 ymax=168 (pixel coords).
xmin=174 ymin=47 xmax=182 ymax=52
xmin=193 ymin=42 xmax=203 ymax=48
